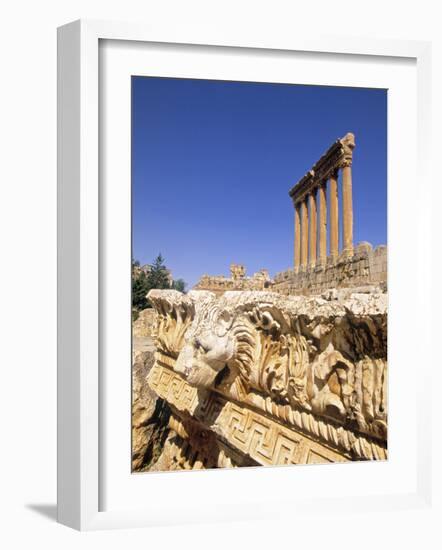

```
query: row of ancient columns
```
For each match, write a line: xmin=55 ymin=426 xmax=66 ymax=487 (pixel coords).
xmin=293 ymin=164 xmax=353 ymax=271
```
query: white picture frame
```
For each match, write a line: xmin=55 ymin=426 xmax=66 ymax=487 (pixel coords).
xmin=57 ymin=19 xmax=432 ymax=531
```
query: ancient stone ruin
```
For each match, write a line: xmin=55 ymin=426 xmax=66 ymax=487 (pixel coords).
xmin=145 ymin=288 xmax=387 ymax=469
xmin=272 ymin=132 xmax=387 ymax=295
xmin=194 ymin=263 xmax=272 ymax=295
xmin=132 ymin=132 xmax=388 ymax=471
xmin=194 ymin=134 xmax=387 ymax=298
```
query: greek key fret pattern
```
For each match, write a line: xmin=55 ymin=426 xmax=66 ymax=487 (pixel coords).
xmin=148 ymin=363 xmax=199 ymax=413
xmin=220 ymin=404 xmax=302 ymax=465
xmin=149 ymin=364 xmax=347 ymax=466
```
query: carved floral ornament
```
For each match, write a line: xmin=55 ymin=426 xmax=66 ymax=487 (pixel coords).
xmin=148 ymin=288 xmax=388 ymax=447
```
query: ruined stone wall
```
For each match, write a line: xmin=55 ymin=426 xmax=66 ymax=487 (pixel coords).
xmin=194 ymin=267 xmax=271 ymax=295
xmin=272 ymin=242 xmax=387 ymax=296
xmin=132 ymin=338 xmax=171 ymax=471
xmin=132 ymin=308 xmax=157 ymax=338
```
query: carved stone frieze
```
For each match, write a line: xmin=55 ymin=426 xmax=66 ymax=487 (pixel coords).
xmin=147 ymin=289 xmax=387 ymax=466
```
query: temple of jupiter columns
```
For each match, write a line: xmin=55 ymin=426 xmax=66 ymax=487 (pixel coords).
xmin=190 ymin=132 xmax=386 ymax=298
xmin=291 ymin=132 xmax=355 ymax=269
xmin=273 ymin=132 xmax=387 ymax=295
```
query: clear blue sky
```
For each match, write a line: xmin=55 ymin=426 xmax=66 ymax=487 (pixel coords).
xmin=132 ymin=77 xmax=387 ymax=288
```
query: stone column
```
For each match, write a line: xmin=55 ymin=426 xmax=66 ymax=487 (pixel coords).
xmin=300 ymin=199 xmax=308 ymax=269
xmin=294 ymin=204 xmax=301 ymax=272
xmin=318 ymin=182 xmax=327 ymax=265
xmin=341 ymin=132 xmax=355 ymax=257
xmin=329 ymin=171 xmax=339 ymax=260
xmin=342 ymin=162 xmax=354 ymax=257
xmin=308 ymin=191 xmax=317 ymax=268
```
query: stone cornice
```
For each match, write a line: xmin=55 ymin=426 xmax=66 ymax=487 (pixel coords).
xmin=289 ymin=132 xmax=355 ymax=205
xmin=147 ymin=289 xmax=388 ymax=458
xmin=149 ymin=362 xmax=387 ymax=463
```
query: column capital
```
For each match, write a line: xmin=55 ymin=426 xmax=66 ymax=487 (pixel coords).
xmin=339 ymin=132 xmax=355 ymax=168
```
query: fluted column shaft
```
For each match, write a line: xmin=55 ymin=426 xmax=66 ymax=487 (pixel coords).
xmin=300 ymin=199 xmax=308 ymax=269
xmin=342 ymin=163 xmax=354 ymax=256
xmin=318 ymin=183 xmax=327 ymax=265
xmin=294 ymin=205 xmax=301 ymax=272
xmin=308 ymin=192 xmax=317 ymax=267
xmin=329 ymin=172 xmax=339 ymax=260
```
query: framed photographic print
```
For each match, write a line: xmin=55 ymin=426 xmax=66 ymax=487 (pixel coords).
xmin=57 ymin=19 xmax=432 ymax=530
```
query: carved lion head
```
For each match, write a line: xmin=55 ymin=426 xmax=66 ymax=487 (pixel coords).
xmin=174 ymin=291 xmax=296 ymax=397
xmin=174 ymin=293 xmax=253 ymax=390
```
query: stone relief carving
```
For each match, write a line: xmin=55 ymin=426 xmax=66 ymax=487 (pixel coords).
xmin=148 ymin=289 xmax=388 ymax=454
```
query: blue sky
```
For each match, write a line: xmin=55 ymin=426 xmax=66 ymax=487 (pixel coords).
xmin=132 ymin=77 xmax=387 ymax=288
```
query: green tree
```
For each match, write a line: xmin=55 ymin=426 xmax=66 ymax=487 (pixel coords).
xmin=171 ymin=278 xmax=186 ymax=293
xmin=132 ymin=254 xmax=186 ymax=313
xmin=132 ymin=271 xmax=150 ymax=310
xmin=146 ymin=253 xmax=170 ymax=290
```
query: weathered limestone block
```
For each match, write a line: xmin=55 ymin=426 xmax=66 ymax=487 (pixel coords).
xmin=272 ymin=242 xmax=387 ymax=296
xmin=147 ymin=288 xmax=388 ymax=468
xmin=132 ymin=307 xmax=157 ymax=338
xmin=132 ymin=340 xmax=171 ymax=471
xmin=194 ymin=265 xmax=272 ymax=294
xmin=230 ymin=263 xmax=246 ymax=280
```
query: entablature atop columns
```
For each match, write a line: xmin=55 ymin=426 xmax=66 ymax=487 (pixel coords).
xmin=289 ymin=132 xmax=355 ymax=206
